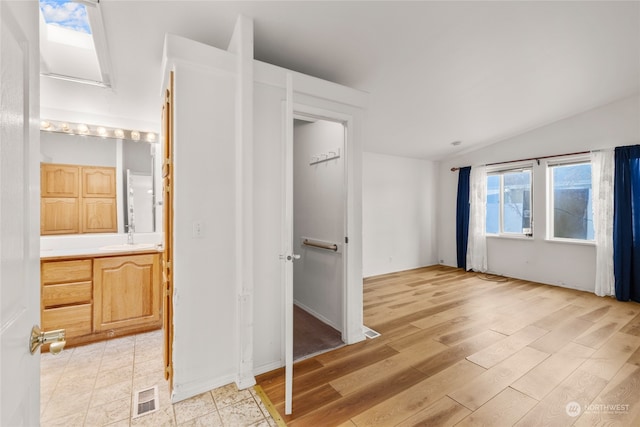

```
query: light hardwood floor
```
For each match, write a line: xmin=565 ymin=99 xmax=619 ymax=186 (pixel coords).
xmin=256 ymin=265 xmax=640 ymax=426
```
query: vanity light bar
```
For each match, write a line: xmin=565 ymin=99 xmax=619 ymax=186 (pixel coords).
xmin=40 ymin=119 xmax=157 ymax=143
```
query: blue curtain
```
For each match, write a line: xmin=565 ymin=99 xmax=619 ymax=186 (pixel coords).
xmin=613 ymin=145 xmax=640 ymax=302
xmin=456 ymin=167 xmax=471 ymax=270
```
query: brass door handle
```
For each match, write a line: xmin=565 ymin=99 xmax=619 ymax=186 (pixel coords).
xmin=30 ymin=325 xmax=66 ymax=355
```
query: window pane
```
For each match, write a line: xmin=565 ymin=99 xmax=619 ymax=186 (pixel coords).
xmin=486 ymin=175 xmax=500 ymax=233
xmin=552 ymin=163 xmax=593 ymax=239
xmin=503 ymin=170 xmax=531 ymax=233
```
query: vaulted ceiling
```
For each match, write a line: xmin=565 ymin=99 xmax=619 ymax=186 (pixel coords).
xmin=40 ymin=1 xmax=640 ymax=160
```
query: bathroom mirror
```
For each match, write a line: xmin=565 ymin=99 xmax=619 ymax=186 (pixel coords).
xmin=40 ymin=130 xmax=158 ymax=234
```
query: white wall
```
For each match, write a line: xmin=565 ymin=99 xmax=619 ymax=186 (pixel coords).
xmin=293 ymin=120 xmax=345 ymax=331
xmin=362 ymin=152 xmax=438 ymax=277
xmin=164 ymin=31 xmax=368 ymax=397
xmin=168 ymin=51 xmax=239 ymax=401
xmin=252 ymin=82 xmax=285 ymax=374
xmin=40 ymin=131 xmax=116 ymax=166
xmin=437 ymin=94 xmax=640 ymax=292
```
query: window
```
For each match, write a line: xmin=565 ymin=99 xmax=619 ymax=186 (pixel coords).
xmin=549 ymin=161 xmax=594 ymax=240
xmin=39 ymin=0 xmax=112 ymax=87
xmin=486 ymin=168 xmax=532 ymax=236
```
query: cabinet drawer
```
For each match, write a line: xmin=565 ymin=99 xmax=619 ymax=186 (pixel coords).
xmin=42 ymin=260 xmax=92 ymax=284
xmin=42 ymin=281 xmax=92 ymax=307
xmin=43 ymin=304 xmax=92 ymax=338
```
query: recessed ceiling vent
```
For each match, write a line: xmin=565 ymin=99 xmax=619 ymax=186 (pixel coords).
xmin=132 ymin=385 xmax=159 ymax=418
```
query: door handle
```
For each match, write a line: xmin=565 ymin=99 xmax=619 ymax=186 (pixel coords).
xmin=30 ymin=325 xmax=66 ymax=355
xmin=279 ymin=254 xmax=301 ymax=261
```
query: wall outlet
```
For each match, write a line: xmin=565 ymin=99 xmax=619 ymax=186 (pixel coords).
xmin=192 ymin=221 xmax=204 ymax=238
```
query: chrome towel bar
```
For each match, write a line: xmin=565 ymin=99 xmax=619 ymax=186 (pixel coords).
xmin=303 ymin=238 xmax=338 ymax=252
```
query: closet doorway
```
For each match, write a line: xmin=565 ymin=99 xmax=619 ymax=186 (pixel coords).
xmin=292 ymin=117 xmax=346 ymax=361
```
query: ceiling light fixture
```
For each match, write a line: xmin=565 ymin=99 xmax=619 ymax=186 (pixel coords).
xmin=96 ymin=127 xmax=107 ymax=137
xmin=130 ymin=131 xmax=140 ymax=141
xmin=77 ymin=124 xmax=89 ymax=134
xmin=146 ymin=132 xmax=156 ymax=143
xmin=41 ymin=121 xmax=52 ymax=130
xmin=114 ymin=129 xmax=125 ymax=139
xmin=60 ymin=123 xmax=70 ymax=132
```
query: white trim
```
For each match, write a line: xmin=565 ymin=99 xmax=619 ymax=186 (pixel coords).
xmin=486 ymin=160 xmax=535 ymax=174
xmin=545 ymin=158 xmax=594 ymax=242
xmin=544 ymin=237 xmax=596 ymax=246
xmin=293 ymin=301 xmax=342 ymax=333
xmin=253 ymin=361 xmax=284 ymax=377
xmin=486 ymin=234 xmax=534 ymax=241
xmin=291 ymin=102 xmax=365 ymax=346
xmin=171 ymin=374 xmax=236 ymax=404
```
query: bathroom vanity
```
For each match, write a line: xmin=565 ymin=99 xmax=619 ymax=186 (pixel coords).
xmin=40 ymin=247 xmax=162 ymax=349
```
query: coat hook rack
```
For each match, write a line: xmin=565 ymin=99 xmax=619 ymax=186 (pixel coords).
xmin=310 ymin=147 xmax=341 ymax=165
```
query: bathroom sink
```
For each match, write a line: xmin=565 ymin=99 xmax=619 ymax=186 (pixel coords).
xmin=99 ymin=243 xmax=157 ymax=251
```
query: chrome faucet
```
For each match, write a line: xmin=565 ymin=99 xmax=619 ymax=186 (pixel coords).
xmin=127 ymin=223 xmax=135 ymax=244
xmin=128 ymin=186 xmax=135 ymax=244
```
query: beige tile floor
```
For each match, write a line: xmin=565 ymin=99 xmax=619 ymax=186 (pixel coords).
xmin=40 ymin=330 xmax=276 ymax=426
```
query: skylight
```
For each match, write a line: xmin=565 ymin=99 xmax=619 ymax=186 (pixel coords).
xmin=40 ymin=0 xmax=92 ymax=35
xmin=39 ymin=0 xmax=112 ymax=87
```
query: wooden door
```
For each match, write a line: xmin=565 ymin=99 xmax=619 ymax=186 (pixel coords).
xmin=1 ymin=1 xmax=41 ymax=424
xmin=162 ymin=72 xmax=175 ymax=389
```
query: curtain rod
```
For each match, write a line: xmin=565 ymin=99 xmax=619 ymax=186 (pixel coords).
xmin=450 ymin=150 xmax=592 ymax=172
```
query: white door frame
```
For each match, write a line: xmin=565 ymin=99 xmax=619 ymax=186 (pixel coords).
xmin=282 ymin=83 xmax=357 ymax=414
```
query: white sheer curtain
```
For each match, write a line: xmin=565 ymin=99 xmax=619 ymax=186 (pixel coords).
xmin=467 ymin=165 xmax=488 ymax=272
xmin=592 ymin=150 xmax=615 ymax=297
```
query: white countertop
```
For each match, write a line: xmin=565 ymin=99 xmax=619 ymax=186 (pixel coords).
xmin=40 ymin=233 xmax=164 ymax=259
xmin=40 ymin=244 xmax=163 ymax=259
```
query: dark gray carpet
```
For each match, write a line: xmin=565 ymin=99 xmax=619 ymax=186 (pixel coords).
xmin=294 ymin=305 xmax=343 ymax=360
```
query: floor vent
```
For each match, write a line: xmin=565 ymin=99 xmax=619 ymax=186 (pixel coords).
xmin=363 ymin=326 xmax=381 ymax=339
xmin=132 ymin=385 xmax=159 ymax=419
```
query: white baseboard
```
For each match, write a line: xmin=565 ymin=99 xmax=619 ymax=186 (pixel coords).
xmin=293 ymin=300 xmax=342 ymax=333
xmin=170 ymin=373 xmax=236 ymax=403
xmin=252 ymin=360 xmax=283 ymax=377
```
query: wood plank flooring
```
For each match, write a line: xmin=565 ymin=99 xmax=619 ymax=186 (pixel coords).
xmin=255 ymin=266 xmax=640 ymax=426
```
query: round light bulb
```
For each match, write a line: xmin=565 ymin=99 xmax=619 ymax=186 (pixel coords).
xmin=130 ymin=131 xmax=140 ymax=141
xmin=114 ymin=129 xmax=125 ymax=139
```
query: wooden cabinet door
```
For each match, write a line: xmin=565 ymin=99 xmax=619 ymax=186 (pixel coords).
xmin=41 ymin=164 xmax=79 ymax=197
xmin=93 ymin=254 xmax=160 ymax=332
xmin=81 ymin=198 xmax=117 ymax=233
xmin=82 ymin=167 xmax=116 ymax=198
xmin=41 ymin=197 xmax=79 ymax=235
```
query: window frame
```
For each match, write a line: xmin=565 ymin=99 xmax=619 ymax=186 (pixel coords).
xmin=546 ymin=155 xmax=595 ymax=244
xmin=486 ymin=162 xmax=534 ymax=238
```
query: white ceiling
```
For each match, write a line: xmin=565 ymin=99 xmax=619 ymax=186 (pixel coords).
xmin=40 ymin=1 xmax=640 ymax=160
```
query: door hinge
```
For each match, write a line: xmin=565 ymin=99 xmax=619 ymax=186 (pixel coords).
xmin=345 ymin=236 xmax=349 ymax=244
